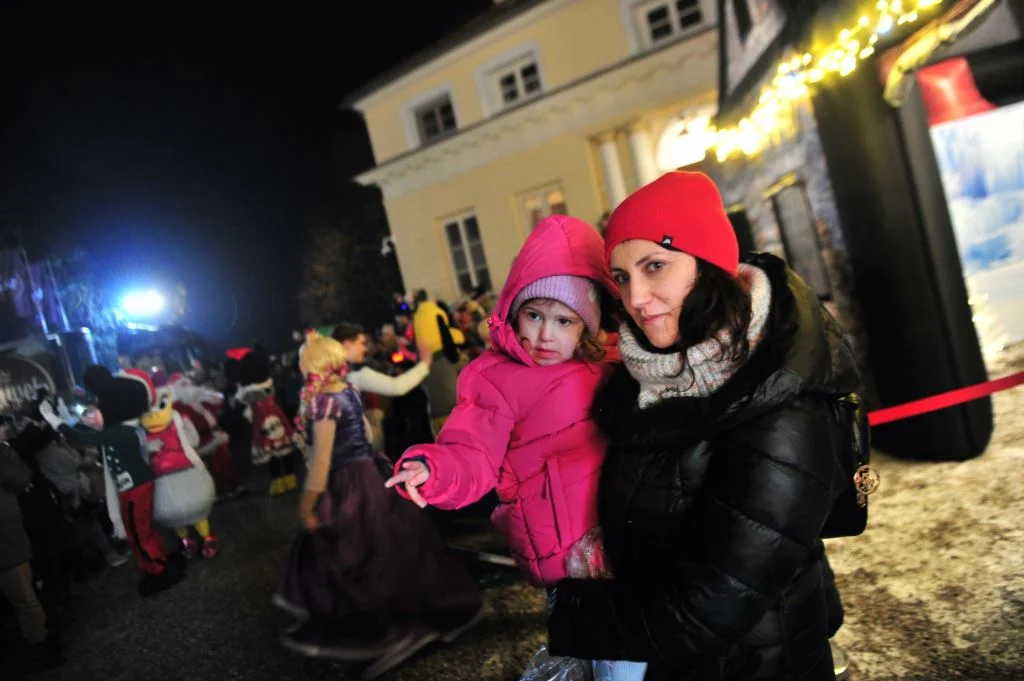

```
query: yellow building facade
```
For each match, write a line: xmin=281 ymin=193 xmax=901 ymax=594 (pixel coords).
xmin=351 ymin=0 xmax=720 ymax=300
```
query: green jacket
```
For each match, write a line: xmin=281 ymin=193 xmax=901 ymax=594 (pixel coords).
xmin=59 ymin=423 xmax=153 ymax=492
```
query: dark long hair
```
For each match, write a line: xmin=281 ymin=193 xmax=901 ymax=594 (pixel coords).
xmin=626 ymin=257 xmax=753 ymax=378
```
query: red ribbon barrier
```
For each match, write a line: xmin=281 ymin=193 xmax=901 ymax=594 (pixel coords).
xmin=868 ymin=371 xmax=1024 ymax=426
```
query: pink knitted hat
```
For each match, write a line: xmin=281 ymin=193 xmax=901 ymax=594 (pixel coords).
xmin=510 ymin=275 xmax=600 ymax=335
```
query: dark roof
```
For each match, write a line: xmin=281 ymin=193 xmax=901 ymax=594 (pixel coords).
xmin=340 ymin=0 xmax=549 ymax=108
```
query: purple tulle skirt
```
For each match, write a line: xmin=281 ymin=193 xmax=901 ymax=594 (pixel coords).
xmin=276 ymin=457 xmax=481 ymax=632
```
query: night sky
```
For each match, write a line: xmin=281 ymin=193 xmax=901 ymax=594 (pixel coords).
xmin=0 ymin=0 xmax=492 ymax=350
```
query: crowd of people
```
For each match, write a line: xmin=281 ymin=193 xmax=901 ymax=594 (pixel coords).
xmin=1 ymin=171 xmax=866 ymax=681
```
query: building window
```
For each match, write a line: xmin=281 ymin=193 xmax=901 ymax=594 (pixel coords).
xmin=519 ymin=184 xmax=568 ymax=231
xmin=726 ymin=205 xmax=756 ymax=256
xmin=492 ymin=54 xmax=543 ymax=110
xmin=635 ymin=0 xmax=703 ymax=47
xmin=414 ymin=95 xmax=457 ymax=144
xmin=769 ymin=180 xmax=833 ymax=300
xmin=732 ymin=0 xmax=753 ymax=42
xmin=443 ymin=214 xmax=491 ymax=294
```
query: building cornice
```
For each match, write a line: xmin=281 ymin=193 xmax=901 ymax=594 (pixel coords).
xmin=357 ymin=28 xmax=718 ymax=200
xmin=351 ymin=0 xmax=577 ymax=112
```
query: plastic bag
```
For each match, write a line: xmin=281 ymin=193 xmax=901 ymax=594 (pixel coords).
xmin=519 ymin=645 xmax=594 ymax=681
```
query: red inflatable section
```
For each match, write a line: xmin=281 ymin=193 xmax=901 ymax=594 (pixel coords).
xmin=917 ymin=57 xmax=996 ymax=126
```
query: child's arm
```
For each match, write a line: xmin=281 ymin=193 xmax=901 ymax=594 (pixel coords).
xmin=389 ymin=363 xmax=514 ymax=510
xmin=299 ymin=417 xmax=335 ymax=531
xmin=299 ymin=393 xmax=344 ymax=530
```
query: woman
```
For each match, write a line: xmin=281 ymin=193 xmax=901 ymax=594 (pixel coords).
xmin=275 ymin=333 xmax=481 ymax=679
xmin=546 ymin=172 xmax=859 ymax=680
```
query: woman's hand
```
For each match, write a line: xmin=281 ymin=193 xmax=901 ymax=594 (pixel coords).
xmin=384 ymin=460 xmax=431 ymax=508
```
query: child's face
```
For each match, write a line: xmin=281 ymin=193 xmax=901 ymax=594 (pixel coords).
xmin=515 ymin=298 xmax=586 ymax=366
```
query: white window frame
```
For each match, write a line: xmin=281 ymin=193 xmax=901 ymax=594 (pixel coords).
xmin=474 ymin=43 xmax=545 ymax=118
xmin=621 ymin=0 xmax=714 ymax=53
xmin=517 ymin=182 xmax=568 ymax=232
xmin=401 ymin=84 xmax=460 ymax=150
xmin=441 ymin=213 xmax=491 ymax=294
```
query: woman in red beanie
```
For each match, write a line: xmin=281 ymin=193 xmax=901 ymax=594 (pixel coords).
xmin=544 ymin=171 xmax=864 ymax=680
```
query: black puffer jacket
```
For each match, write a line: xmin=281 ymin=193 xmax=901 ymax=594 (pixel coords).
xmin=547 ymin=253 xmax=858 ymax=681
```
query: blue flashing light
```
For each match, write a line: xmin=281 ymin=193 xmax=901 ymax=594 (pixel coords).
xmin=121 ymin=290 xmax=165 ymax=318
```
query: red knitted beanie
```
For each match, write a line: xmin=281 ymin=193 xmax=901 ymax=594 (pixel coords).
xmin=603 ymin=171 xmax=739 ymax=276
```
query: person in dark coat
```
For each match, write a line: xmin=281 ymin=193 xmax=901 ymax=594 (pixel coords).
xmin=0 ymin=418 xmax=62 ymax=667
xmin=546 ymin=172 xmax=860 ymax=681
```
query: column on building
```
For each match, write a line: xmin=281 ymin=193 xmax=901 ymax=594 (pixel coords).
xmin=627 ymin=121 xmax=660 ymax=188
xmin=598 ymin=131 xmax=628 ymax=209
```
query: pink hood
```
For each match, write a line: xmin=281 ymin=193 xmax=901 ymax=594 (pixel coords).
xmin=395 ymin=215 xmax=620 ymax=586
xmin=487 ymin=215 xmax=617 ymax=366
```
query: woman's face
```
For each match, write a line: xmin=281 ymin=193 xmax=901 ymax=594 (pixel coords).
xmin=609 ymin=240 xmax=698 ymax=349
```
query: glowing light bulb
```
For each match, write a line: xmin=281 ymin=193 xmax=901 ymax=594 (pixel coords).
xmin=711 ymin=0 xmax=934 ymax=160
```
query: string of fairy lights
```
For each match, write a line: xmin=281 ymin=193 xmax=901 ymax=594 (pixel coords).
xmin=711 ymin=0 xmax=944 ymax=161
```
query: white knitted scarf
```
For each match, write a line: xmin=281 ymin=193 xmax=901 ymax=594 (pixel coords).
xmin=620 ymin=264 xmax=773 ymax=409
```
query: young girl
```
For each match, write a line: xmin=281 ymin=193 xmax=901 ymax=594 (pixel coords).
xmin=386 ymin=214 xmax=647 ymax=681
xmin=274 ymin=333 xmax=481 ymax=680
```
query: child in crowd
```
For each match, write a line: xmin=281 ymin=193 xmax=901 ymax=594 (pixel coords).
xmin=274 ymin=333 xmax=481 ymax=680
xmin=386 ymin=215 xmax=647 ymax=681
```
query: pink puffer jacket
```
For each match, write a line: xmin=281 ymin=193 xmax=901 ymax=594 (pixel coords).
xmin=395 ymin=215 xmax=618 ymax=586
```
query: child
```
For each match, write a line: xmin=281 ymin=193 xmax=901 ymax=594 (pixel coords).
xmin=274 ymin=333 xmax=481 ymax=680
xmin=386 ymin=215 xmax=647 ymax=681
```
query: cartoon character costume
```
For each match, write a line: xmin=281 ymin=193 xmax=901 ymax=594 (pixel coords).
xmin=130 ymin=370 xmax=219 ymax=560
xmin=234 ymin=345 xmax=300 ymax=495
xmin=167 ymin=373 xmax=243 ymax=499
xmin=411 ymin=298 xmax=465 ymax=433
xmin=38 ymin=366 xmax=185 ymax=597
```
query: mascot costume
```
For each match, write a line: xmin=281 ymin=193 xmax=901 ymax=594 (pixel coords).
xmin=167 ymin=373 xmax=243 ymax=499
xmin=233 ymin=344 xmax=299 ymax=495
xmin=410 ymin=294 xmax=465 ymax=433
xmin=39 ymin=366 xmax=185 ymax=596
xmin=133 ymin=370 xmax=219 ymax=559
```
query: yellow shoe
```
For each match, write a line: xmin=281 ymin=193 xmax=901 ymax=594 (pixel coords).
xmin=269 ymin=478 xmax=285 ymax=496
xmin=284 ymin=474 xmax=298 ymax=492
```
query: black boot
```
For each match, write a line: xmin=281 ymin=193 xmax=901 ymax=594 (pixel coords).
xmin=137 ymin=554 xmax=186 ymax=597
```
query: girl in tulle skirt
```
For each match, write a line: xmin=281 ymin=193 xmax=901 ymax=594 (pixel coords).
xmin=274 ymin=332 xmax=481 ymax=679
